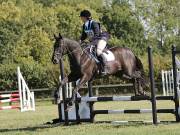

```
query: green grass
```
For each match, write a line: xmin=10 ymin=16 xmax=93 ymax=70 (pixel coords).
xmin=0 ymin=101 xmax=180 ymax=135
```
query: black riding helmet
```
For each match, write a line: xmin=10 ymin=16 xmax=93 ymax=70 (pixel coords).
xmin=80 ymin=10 xmax=91 ymax=18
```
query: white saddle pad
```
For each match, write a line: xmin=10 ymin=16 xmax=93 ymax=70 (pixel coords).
xmin=102 ymin=50 xmax=115 ymax=62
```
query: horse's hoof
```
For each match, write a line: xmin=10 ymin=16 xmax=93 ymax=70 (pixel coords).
xmin=138 ymin=92 xmax=151 ymax=97
xmin=135 ymin=91 xmax=147 ymax=96
xmin=64 ymin=101 xmax=74 ymax=111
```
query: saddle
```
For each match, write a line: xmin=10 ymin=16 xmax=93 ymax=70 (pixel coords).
xmin=88 ymin=44 xmax=115 ymax=62
xmin=84 ymin=44 xmax=117 ymax=75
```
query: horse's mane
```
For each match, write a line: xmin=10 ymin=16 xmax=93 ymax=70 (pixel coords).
xmin=63 ymin=38 xmax=81 ymax=50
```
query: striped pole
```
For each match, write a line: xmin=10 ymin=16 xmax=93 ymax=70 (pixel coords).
xmin=111 ymin=120 xmax=176 ymax=125
xmin=78 ymin=95 xmax=174 ymax=102
xmin=0 ymin=93 xmax=19 ymax=98
xmin=93 ymin=109 xmax=175 ymax=114
xmin=0 ymin=67 xmax=35 ymax=112
xmin=0 ymin=98 xmax=19 ymax=103
xmin=0 ymin=106 xmax=20 ymax=110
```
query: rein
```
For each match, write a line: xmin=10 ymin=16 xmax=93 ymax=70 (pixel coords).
xmin=58 ymin=42 xmax=93 ymax=59
xmin=57 ymin=40 xmax=116 ymax=60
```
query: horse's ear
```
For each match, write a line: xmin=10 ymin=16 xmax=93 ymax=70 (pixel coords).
xmin=54 ymin=34 xmax=57 ymax=39
xmin=59 ymin=33 xmax=63 ymax=39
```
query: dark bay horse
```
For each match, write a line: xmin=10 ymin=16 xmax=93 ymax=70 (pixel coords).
xmin=52 ymin=34 xmax=148 ymax=108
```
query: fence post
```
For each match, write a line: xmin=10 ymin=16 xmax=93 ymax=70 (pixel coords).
xmin=59 ymin=59 xmax=69 ymax=125
xmin=88 ymin=81 xmax=94 ymax=122
xmin=172 ymin=45 xmax=180 ymax=122
xmin=95 ymin=88 xmax=99 ymax=96
xmin=148 ymin=46 xmax=158 ymax=125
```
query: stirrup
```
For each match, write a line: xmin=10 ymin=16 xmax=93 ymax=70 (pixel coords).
xmin=101 ymin=67 xmax=108 ymax=75
xmin=101 ymin=71 xmax=107 ymax=76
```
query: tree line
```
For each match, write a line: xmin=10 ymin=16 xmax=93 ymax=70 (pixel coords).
xmin=0 ymin=0 xmax=179 ymax=91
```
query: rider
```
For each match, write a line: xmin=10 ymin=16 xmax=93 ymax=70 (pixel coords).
xmin=79 ymin=9 xmax=110 ymax=75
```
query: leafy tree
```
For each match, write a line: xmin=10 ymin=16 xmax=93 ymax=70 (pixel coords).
xmin=0 ymin=0 xmax=179 ymax=90
xmin=101 ymin=1 xmax=147 ymax=55
xmin=134 ymin=0 xmax=180 ymax=53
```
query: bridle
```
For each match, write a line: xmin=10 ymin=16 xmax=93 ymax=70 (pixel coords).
xmin=54 ymin=39 xmax=92 ymax=60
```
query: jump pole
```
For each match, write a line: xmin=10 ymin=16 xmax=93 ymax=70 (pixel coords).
xmin=148 ymin=46 xmax=158 ymax=125
xmin=75 ymin=82 xmax=80 ymax=124
xmin=88 ymin=81 xmax=94 ymax=122
xmin=59 ymin=58 xmax=69 ymax=125
xmin=57 ymin=46 xmax=179 ymax=124
xmin=172 ymin=45 xmax=180 ymax=122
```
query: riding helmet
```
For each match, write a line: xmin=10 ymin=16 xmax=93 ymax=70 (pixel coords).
xmin=80 ymin=10 xmax=91 ymax=18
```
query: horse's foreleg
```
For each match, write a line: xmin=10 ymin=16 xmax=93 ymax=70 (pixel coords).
xmin=60 ymin=76 xmax=68 ymax=86
xmin=59 ymin=73 xmax=80 ymax=90
xmin=53 ymin=76 xmax=69 ymax=103
xmin=67 ymin=74 xmax=89 ymax=109
xmin=55 ymin=73 xmax=79 ymax=102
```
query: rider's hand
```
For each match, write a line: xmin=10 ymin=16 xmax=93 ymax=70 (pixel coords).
xmin=80 ymin=40 xmax=88 ymax=46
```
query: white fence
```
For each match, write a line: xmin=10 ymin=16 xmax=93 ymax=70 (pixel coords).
xmin=17 ymin=67 xmax=35 ymax=112
xmin=162 ymin=57 xmax=180 ymax=96
xmin=58 ymin=76 xmax=73 ymax=101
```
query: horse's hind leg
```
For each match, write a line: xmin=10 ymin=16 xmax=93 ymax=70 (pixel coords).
xmin=133 ymin=78 xmax=138 ymax=96
xmin=132 ymin=78 xmax=144 ymax=96
xmin=137 ymin=78 xmax=145 ymax=95
xmin=128 ymin=70 xmax=146 ymax=96
xmin=132 ymin=72 xmax=147 ymax=96
xmin=120 ymin=67 xmax=137 ymax=95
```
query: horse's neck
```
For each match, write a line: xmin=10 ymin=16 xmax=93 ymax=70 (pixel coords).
xmin=66 ymin=43 xmax=82 ymax=70
xmin=68 ymin=52 xmax=81 ymax=68
xmin=67 ymin=43 xmax=97 ymax=75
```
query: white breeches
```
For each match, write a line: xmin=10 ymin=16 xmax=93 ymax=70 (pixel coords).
xmin=96 ymin=39 xmax=107 ymax=56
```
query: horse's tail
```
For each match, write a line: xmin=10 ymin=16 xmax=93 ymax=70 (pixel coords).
xmin=135 ymin=56 xmax=149 ymax=88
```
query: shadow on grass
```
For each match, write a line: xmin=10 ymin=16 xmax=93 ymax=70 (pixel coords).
xmin=0 ymin=122 xmax=63 ymax=133
xmin=93 ymin=120 xmax=177 ymax=128
xmin=0 ymin=120 xmax=176 ymax=133
xmin=0 ymin=119 xmax=84 ymax=133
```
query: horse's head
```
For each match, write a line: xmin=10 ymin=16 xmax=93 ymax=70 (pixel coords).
xmin=52 ymin=33 xmax=66 ymax=64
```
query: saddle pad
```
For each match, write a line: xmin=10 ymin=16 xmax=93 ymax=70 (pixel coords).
xmin=102 ymin=50 xmax=115 ymax=61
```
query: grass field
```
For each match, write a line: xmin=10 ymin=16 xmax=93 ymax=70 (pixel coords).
xmin=0 ymin=100 xmax=180 ymax=135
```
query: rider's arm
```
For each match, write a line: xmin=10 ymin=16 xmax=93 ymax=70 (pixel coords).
xmin=92 ymin=21 xmax=101 ymax=39
xmin=80 ymin=24 xmax=87 ymax=41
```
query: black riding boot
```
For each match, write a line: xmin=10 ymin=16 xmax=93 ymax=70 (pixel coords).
xmin=98 ymin=55 xmax=107 ymax=75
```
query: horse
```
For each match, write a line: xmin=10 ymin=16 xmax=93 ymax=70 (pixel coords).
xmin=52 ymin=33 xmax=148 ymax=109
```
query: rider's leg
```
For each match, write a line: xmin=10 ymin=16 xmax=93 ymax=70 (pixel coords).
xmin=97 ymin=39 xmax=107 ymax=56
xmin=97 ymin=39 xmax=107 ymax=74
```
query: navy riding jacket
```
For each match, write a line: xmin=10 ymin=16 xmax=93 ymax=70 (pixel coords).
xmin=80 ymin=19 xmax=109 ymax=42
